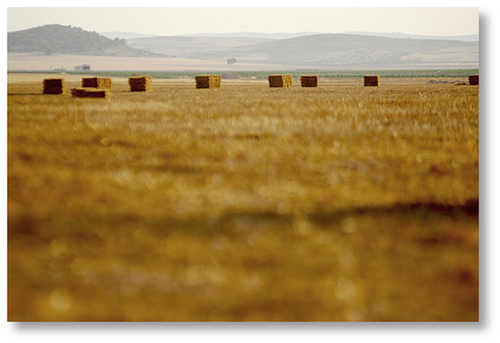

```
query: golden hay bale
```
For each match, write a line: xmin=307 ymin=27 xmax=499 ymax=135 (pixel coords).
xmin=468 ymin=75 xmax=479 ymax=85
xmin=71 ymin=88 xmax=110 ymax=99
xmin=195 ymin=75 xmax=221 ymax=89
xmin=43 ymin=78 xmax=65 ymax=94
xmin=83 ymin=89 xmax=110 ymax=99
xmin=71 ymin=88 xmax=87 ymax=97
xmin=300 ymin=75 xmax=318 ymax=87
xmin=128 ymin=76 xmax=152 ymax=92
xmin=268 ymin=74 xmax=292 ymax=88
xmin=364 ymin=75 xmax=380 ymax=87
xmin=82 ymin=77 xmax=113 ymax=90
xmin=128 ymin=76 xmax=152 ymax=86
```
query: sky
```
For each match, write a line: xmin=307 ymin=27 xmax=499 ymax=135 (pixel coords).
xmin=6 ymin=2 xmax=479 ymax=37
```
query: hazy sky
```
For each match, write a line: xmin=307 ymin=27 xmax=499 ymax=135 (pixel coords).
xmin=7 ymin=3 xmax=479 ymax=37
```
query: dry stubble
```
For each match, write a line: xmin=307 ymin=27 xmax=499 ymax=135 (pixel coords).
xmin=8 ymin=77 xmax=478 ymax=321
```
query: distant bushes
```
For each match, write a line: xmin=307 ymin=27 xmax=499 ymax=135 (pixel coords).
xmin=9 ymin=69 xmax=479 ymax=80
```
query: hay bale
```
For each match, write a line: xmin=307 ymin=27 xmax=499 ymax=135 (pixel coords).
xmin=195 ymin=75 xmax=221 ymax=88
xmin=128 ymin=76 xmax=152 ymax=92
xmin=71 ymin=88 xmax=110 ymax=99
xmin=83 ymin=89 xmax=110 ymax=99
xmin=364 ymin=75 xmax=380 ymax=87
xmin=300 ymin=75 xmax=318 ymax=87
xmin=82 ymin=77 xmax=112 ymax=90
xmin=43 ymin=78 xmax=65 ymax=94
xmin=71 ymin=88 xmax=87 ymax=97
xmin=469 ymin=75 xmax=479 ymax=85
xmin=268 ymin=75 xmax=292 ymax=88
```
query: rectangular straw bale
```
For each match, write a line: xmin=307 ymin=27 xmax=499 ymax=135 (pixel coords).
xmin=71 ymin=88 xmax=110 ymax=99
xmin=82 ymin=77 xmax=113 ymax=90
xmin=364 ymin=75 xmax=380 ymax=87
xmin=300 ymin=75 xmax=318 ymax=87
xmin=195 ymin=75 xmax=221 ymax=88
xmin=71 ymin=88 xmax=87 ymax=97
xmin=128 ymin=76 xmax=152 ymax=92
xmin=43 ymin=78 xmax=65 ymax=94
xmin=468 ymin=75 xmax=479 ymax=85
xmin=83 ymin=89 xmax=110 ymax=99
xmin=268 ymin=74 xmax=292 ymax=88
xmin=128 ymin=76 xmax=151 ymax=86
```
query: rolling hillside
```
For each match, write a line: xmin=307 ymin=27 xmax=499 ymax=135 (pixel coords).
xmin=7 ymin=25 xmax=479 ymax=70
xmin=128 ymin=33 xmax=478 ymax=68
xmin=245 ymin=34 xmax=478 ymax=67
xmin=8 ymin=24 xmax=162 ymax=57
xmin=126 ymin=36 xmax=272 ymax=57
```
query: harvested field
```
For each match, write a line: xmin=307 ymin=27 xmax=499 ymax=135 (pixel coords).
xmin=8 ymin=75 xmax=478 ymax=321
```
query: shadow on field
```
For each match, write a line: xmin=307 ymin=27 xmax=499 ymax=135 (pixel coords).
xmin=7 ymin=198 xmax=478 ymax=321
xmin=8 ymin=93 xmax=45 ymax=96
xmin=8 ymin=198 xmax=478 ymax=238
xmin=309 ymin=198 xmax=478 ymax=221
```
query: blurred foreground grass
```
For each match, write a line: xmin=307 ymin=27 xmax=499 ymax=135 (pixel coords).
xmin=8 ymin=77 xmax=478 ymax=321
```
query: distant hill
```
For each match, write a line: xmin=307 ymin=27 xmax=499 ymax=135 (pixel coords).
xmin=186 ymin=31 xmax=479 ymax=42
xmin=100 ymin=30 xmax=478 ymax=42
xmin=344 ymin=31 xmax=479 ymax=42
xmin=99 ymin=31 xmax=157 ymax=40
xmin=126 ymin=36 xmax=273 ymax=57
xmin=187 ymin=32 xmax=322 ymax=40
xmin=8 ymin=25 xmax=479 ymax=69
xmin=8 ymin=24 xmax=163 ymax=57
xmin=237 ymin=34 xmax=478 ymax=67
xmin=127 ymin=33 xmax=478 ymax=68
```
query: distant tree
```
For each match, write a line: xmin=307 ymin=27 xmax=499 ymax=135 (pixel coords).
xmin=113 ymin=37 xmax=127 ymax=45
xmin=227 ymin=58 xmax=237 ymax=65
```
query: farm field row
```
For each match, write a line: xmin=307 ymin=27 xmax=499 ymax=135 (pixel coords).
xmin=8 ymin=68 xmax=479 ymax=82
xmin=8 ymin=76 xmax=479 ymax=321
xmin=7 ymin=72 xmax=475 ymax=91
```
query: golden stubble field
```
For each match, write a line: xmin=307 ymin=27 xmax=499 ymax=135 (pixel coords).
xmin=7 ymin=74 xmax=479 ymax=321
